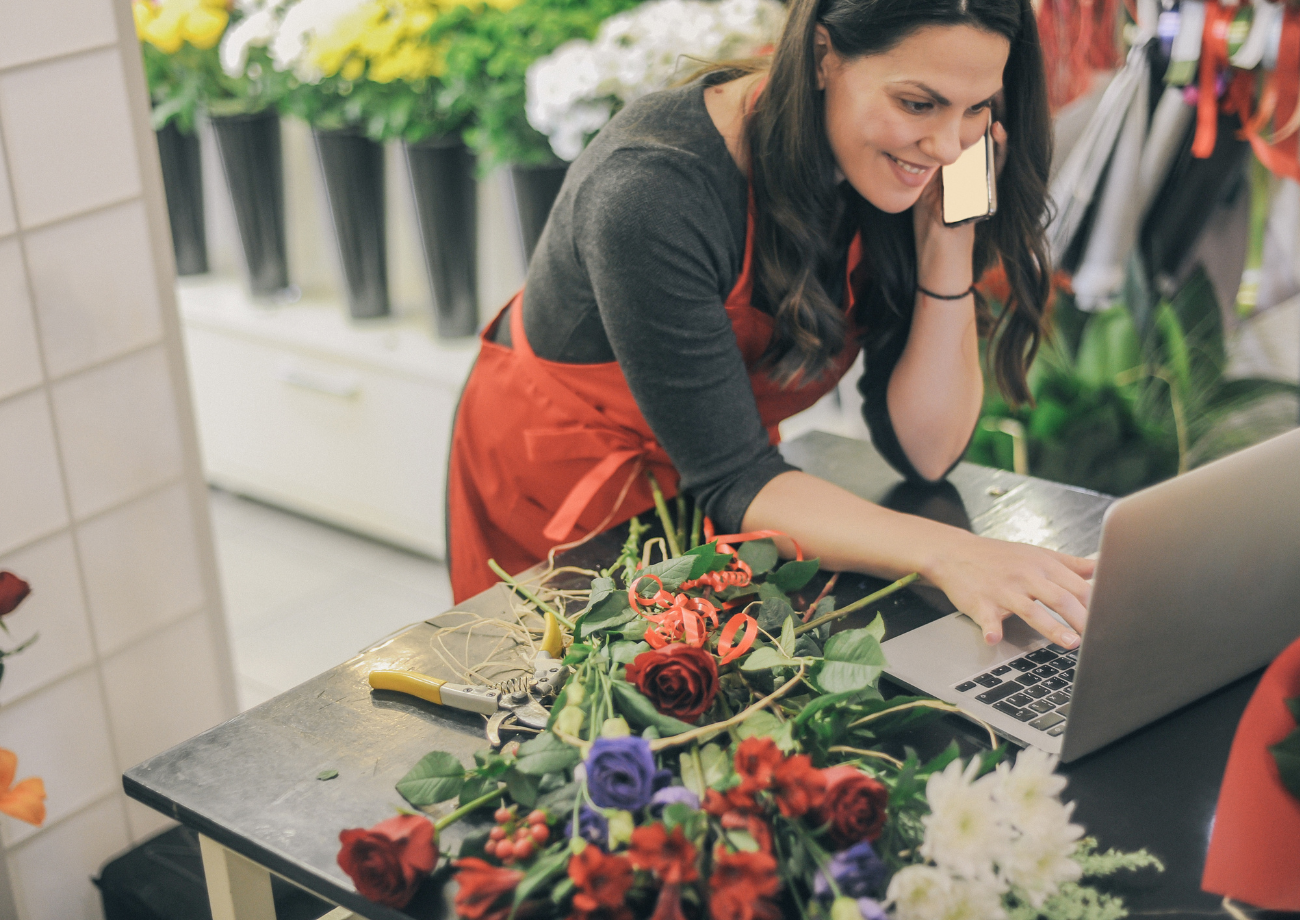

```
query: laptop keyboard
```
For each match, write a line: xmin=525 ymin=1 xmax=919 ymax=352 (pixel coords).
xmin=953 ymin=645 xmax=1078 ymax=736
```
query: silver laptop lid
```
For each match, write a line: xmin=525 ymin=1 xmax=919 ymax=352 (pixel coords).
xmin=1061 ymin=426 xmax=1300 ymax=760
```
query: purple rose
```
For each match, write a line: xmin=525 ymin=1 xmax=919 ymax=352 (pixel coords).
xmin=585 ymin=736 xmax=657 ymax=811
xmin=813 ymin=841 xmax=888 ymax=901
xmin=649 ymin=785 xmax=700 ymax=817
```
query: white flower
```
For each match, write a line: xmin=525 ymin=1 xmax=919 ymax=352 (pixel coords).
xmin=220 ymin=6 xmax=279 ymax=76
xmin=920 ymin=758 xmax=1010 ymax=882
xmin=999 ymin=813 xmax=1084 ymax=907
xmin=271 ymin=0 xmax=369 ymax=81
xmin=988 ymin=747 xmax=1070 ymax=830
xmin=886 ymin=865 xmax=952 ymax=920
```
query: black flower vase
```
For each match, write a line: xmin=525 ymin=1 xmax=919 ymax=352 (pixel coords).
xmin=508 ymin=162 xmax=568 ymax=264
xmin=404 ymin=136 xmax=478 ymax=338
xmin=155 ymin=121 xmax=208 ymax=276
xmin=209 ymin=110 xmax=290 ymax=297
xmin=314 ymin=127 xmax=389 ymax=319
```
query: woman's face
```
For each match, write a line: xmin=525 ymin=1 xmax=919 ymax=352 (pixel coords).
xmin=816 ymin=24 xmax=1010 ymax=213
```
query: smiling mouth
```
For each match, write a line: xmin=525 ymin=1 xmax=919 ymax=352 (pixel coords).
xmin=886 ymin=153 xmax=932 ymax=175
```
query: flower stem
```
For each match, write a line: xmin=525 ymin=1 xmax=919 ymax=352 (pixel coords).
xmin=434 ymin=788 xmax=502 ymax=831
xmin=648 ymin=665 xmax=807 ymax=752
xmin=849 ymin=699 xmax=999 ymax=750
xmin=646 ymin=472 xmax=682 ymax=558
xmin=793 ymin=573 xmax=919 ymax=636
xmin=487 ymin=559 xmax=574 ymax=629
xmin=826 ymin=746 xmax=904 ymax=768
xmin=690 ymin=506 xmax=703 ymax=550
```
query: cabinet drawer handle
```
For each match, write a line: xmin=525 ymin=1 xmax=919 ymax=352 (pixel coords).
xmin=275 ymin=362 xmax=361 ymax=399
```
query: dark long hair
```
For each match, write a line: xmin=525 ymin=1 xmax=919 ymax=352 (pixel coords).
xmin=746 ymin=0 xmax=1053 ymax=404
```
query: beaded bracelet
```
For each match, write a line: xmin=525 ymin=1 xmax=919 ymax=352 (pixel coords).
xmin=918 ymin=285 xmax=975 ymax=300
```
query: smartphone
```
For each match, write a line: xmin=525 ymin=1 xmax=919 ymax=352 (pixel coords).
xmin=941 ymin=125 xmax=997 ymax=227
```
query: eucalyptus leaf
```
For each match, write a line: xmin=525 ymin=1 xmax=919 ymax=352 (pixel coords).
xmin=772 ymin=558 xmax=820 ymax=593
xmin=610 ymin=680 xmax=694 ymax=735
xmin=396 ymin=751 xmax=465 ymax=806
xmin=514 ymin=731 xmax=582 ymax=776
xmin=738 ymin=538 xmax=780 ymax=575
xmin=317 ymin=769 xmax=338 ymax=781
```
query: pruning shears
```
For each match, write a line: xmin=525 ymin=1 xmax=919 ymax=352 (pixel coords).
xmin=369 ymin=612 xmax=569 ymax=748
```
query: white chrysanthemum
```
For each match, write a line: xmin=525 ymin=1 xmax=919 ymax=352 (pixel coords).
xmin=999 ymin=801 xmax=1084 ymax=906
xmin=940 ymin=874 xmax=1008 ymax=920
xmin=886 ymin=865 xmax=952 ymax=920
xmin=221 ymin=7 xmax=277 ymax=76
xmin=989 ymin=748 xmax=1070 ymax=829
xmin=920 ymin=758 xmax=1009 ymax=881
xmin=524 ymin=0 xmax=785 ymax=160
xmin=271 ymin=0 xmax=369 ymax=81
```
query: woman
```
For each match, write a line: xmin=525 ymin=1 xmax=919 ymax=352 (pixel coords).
xmin=448 ymin=0 xmax=1094 ymax=650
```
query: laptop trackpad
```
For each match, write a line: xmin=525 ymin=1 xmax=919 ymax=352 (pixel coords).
xmin=882 ymin=611 xmax=1052 ymax=689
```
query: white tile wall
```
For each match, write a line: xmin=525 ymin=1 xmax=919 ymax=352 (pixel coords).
xmin=0 ymin=49 xmax=141 ymax=229
xmin=0 ymin=533 xmax=95 ymax=706
xmin=123 ymin=797 xmax=174 ymax=843
xmin=0 ymin=239 xmax=43 ymax=400
xmin=0 ymin=669 xmax=119 ymax=849
xmin=0 ymin=0 xmax=119 ymax=71
xmin=78 ymin=484 xmax=204 ymax=656
xmin=25 ymin=200 xmax=163 ymax=379
xmin=7 ymin=796 xmax=130 ymax=920
xmin=0 ymin=136 xmax=15 ymax=237
xmin=0 ymin=391 xmax=69 ymax=556
xmin=101 ymin=612 xmax=230 ymax=773
xmin=50 ymin=347 xmax=184 ymax=519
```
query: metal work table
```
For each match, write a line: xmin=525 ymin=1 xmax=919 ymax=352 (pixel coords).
xmin=124 ymin=431 xmax=1286 ymax=920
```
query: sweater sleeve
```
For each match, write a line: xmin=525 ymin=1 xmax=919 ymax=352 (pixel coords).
xmin=571 ymin=149 xmax=797 ymax=532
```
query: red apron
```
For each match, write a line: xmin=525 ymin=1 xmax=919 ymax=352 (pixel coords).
xmin=446 ymin=206 xmax=865 ymax=602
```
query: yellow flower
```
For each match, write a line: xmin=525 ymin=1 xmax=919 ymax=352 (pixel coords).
xmin=132 ymin=1 xmax=157 ymax=38
xmin=183 ymin=5 xmax=229 ymax=49
xmin=135 ymin=0 xmax=229 ymax=53
xmin=340 ymin=56 xmax=366 ymax=81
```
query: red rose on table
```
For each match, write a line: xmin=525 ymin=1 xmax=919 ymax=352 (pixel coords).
xmin=625 ymin=644 xmax=718 ymax=722
xmin=337 ymin=814 xmax=438 ymax=908
xmin=814 ymin=765 xmax=889 ymax=848
xmin=0 ymin=572 xmax=31 ymax=618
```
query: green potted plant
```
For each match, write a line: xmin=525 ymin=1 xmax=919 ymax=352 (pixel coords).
xmin=435 ymin=0 xmax=642 ymax=261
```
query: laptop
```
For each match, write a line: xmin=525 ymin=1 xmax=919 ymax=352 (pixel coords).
xmin=880 ymin=426 xmax=1300 ymax=762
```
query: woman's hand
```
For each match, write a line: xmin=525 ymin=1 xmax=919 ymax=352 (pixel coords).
xmin=923 ymin=528 xmax=1094 ymax=649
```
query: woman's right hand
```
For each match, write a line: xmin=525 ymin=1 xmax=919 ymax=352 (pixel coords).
xmin=922 ymin=530 xmax=1094 ymax=649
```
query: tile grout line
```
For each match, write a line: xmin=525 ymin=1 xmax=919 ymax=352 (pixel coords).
xmin=0 ymin=40 xmax=121 ymax=81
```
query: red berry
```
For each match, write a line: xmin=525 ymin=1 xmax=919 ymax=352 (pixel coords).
xmin=483 ymin=840 xmax=497 ymax=857
xmin=489 ymin=827 xmax=506 ymax=841
xmin=514 ymin=827 xmax=530 ymax=842
xmin=530 ymin=824 xmax=550 ymax=844
xmin=514 ymin=839 xmax=535 ymax=860
xmin=528 ymin=810 xmax=547 ymax=825
xmin=494 ymin=807 xmax=512 ymax=824
xmin=496 ymin=840 xmax=514 ymax=861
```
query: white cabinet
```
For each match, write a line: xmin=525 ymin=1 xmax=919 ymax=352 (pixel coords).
xmin=179 ymin=277 xmax=479 ymax=558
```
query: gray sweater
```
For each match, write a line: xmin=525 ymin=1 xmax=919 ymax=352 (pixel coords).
xmin=499 ymin=79 xmax=919 ymax=532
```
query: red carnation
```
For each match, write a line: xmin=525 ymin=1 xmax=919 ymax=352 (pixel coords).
xmin=702 ymin=787 xmax=758 ymax=817
xmin=708 ymin=887 xmax=782 ymax=920
xmin=629 ymin=823 xmax=699 ymax=885
xmin=569 ymin=844 xmax=635 ymax=915
xmin=452 ymin=858 xmax=524 ymax=920
xmin=813 ymin=765 xmax=890 ymax=848
xmin=337 ymin=814 xmax=438 ymax=908
xmin=719 ymin=811 xmax=773 ymax=855
xmin=625 ymin=645 xmax=719 ymax=722
xmin=710 ymin=849 xmax=780 ymax=898
xmin=770 ymin=753 xmax=826 ymax=818
xmin=733 ymin=737 xmax=783 ymax=794
xmin=0 ymin=572 xmax=31 ymax=618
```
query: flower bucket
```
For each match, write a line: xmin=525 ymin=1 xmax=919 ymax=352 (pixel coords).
xmin=507 ymin=162 xmax=568 ymax=264
xmin=209 ymin=110 xmax=290 ymax=298
xmin=314 ymin=127 xmax=389 ymax=320
xmin=404 ymin=136 xmax=478 ymax=338
xmin=155 ymin=121 xmax=207 ymax=276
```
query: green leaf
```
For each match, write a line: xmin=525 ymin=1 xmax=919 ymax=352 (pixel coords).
xmin=579 ymin=599 xmax=637 ymax=638
xmin=458 ymin=773 xmax=493 ymax=806
xmin=779 ymin=616 xmax=796 ymax=656
xmin=514 ymin=731 xmax=582 ymax=776
xmin=514 ymin=845 xmax=571 ymax=905
xmin=536 ymin=781 xmax=580 ymax=816
xmin=813 ymin=627 xmax=887 ymax=694
xmin=680 ymin=748 xmax=704 ymax=799
xmin=699 ymin=743 xmax=730 ymax=786
xmin=641 ymin=555 xmax=696 ymax=592
xmin=757 ymin=582 xmax=790 ymax=603
xmin=609 ymin=680 xmax=694 ymax=735
xmin=792 ymin=688 xmax=880 ymax=727
xmin=863 ymin=612 xmax=886 ymax=643
xmin=577 ymin=577 xmax=616 ymax=616
xmin=610 ymin=640 xmax=649 ymax=664
xmin=772 ymin=558 xmax=820 ymax=593
xmin=563 ymin=643 xmax=593 ymax=666
xmin=756 ymin=597 xmax=796 ymax=632
xmin=683 ymin=541 xmax=731 ymax=579
xmin=504 ymin=768 xmax=540 ymax=808
xmin=735 ymin=710 xmax=782 ymax=740
xmin=1270 ymin=728 xmax=1300 ymax=801
xmin=316 ymin=769 xmax=338 ymax=781
xmin=619 ymin=619 xmax=650 ymax=641
xmin=396 ymin=751 xmax=465 ymax=806
xmin=1286 ymin=697 xmax=1300 ymax=723
xmin=738 ymin=538 xmax=779 ymax=575
xmin=740 ymin=646 xmax=800 ymax=671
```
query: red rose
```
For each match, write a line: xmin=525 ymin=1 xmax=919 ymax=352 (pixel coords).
xmin=452 ymin=858 xmax=524 ymax=920
xmin=814 ymin=765 xmax=889 ymax=848
xmin=771 ymin=753 xmax=826 ymax=818
xmin=625 ymin=645 xmax=718 ymax=722
xmin=0 ymin=572 xmax=31 ymax=618
xmin=629 ymin=823 xmax=699 ymax=885
xmin=337 ymin=814 xmax=438 ymax=908
xmin=733 ymin=736 xmax=782 ymax=794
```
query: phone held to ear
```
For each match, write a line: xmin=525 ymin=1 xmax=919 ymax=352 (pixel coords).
xmin=941 ymin=125 xmax=997 ymax=227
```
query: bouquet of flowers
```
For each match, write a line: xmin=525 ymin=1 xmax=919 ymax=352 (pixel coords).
xmin=525 ymin=0 xmax=784 ymax=161
xmin=135 ymin=0 xmax=289 ymax=129
xmin=336 ymin=498 xmax=1161 ymax=919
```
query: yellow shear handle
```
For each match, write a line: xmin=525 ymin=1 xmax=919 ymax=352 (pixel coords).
xmin=540 ymin=611 xmax=564 ymax=658
xmin=369 ymin=670 xmax=447 ymax=705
